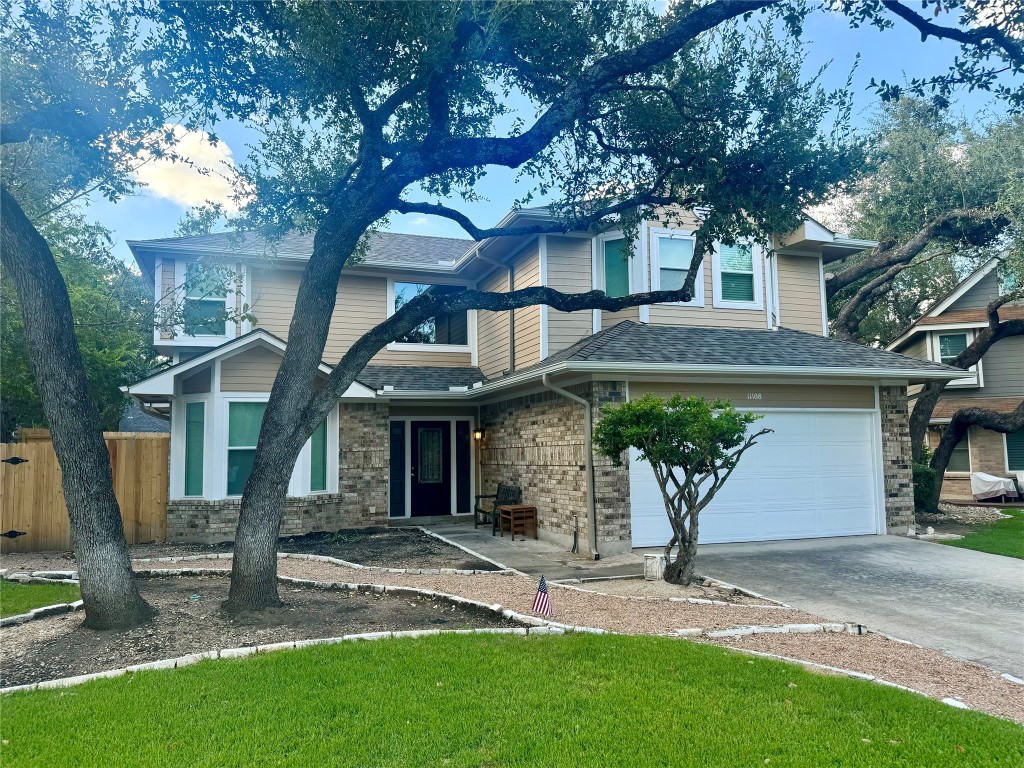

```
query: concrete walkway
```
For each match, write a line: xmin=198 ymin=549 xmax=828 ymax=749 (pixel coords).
xmin=419 ymin=520 xmax=644 ymax=581
xmin=695 ymin=535 xmax=1024 ymax=677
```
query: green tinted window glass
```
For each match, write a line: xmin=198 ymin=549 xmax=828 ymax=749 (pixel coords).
xmin=184 ymin=262 xmax=228 ymax=299
xmin=720 ymin=273 xmax=755 ymax=302
xmin=228 ymin=402 xmax=266 ymax=447
xmin=938 ymin=334 xmax=968 ymax=366
xmin=719 ymin=244 xmax=753 ymax=272
xmin=1006 ymin=430 xmax=1024 ymax=472
xmin=183 ymin=299 xmax=225 ymax=336
xmin=227 ymin=449 xmax=256 ymax=496
xmin=310 ymin=419 xmax=328 ymax=492
xmin=603 ymin=238 xmax=630 ymax=298
xmin=948 ymin=440 xmax=971 ymax=472
xmin=184 ymin=402 xmax=204 ymax=496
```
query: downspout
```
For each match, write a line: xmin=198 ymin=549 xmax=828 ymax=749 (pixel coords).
xmin=542 ymin=373 xmax=599 ymax=560
xmin=476 ymin=252 xmax=515 ymax=373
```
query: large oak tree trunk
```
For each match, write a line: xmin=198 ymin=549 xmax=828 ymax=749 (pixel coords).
xmin=225 ymin=191 xmax=387 ymax=613
xmin=0 ymin=186 xmax=153 ymax=629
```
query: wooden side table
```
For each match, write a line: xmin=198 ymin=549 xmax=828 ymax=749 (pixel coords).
xmin=497 ymin=504 xmax=538 ymax=541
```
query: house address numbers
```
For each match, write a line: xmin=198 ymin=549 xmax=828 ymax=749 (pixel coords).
xmin=746 ymin=392 xmax=762 ymax=400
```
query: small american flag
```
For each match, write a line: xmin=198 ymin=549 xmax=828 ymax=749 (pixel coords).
xmin=531 ymin=575 xmax=553 ymax=618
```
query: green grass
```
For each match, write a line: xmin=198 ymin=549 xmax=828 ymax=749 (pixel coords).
xmin=0 ymin=580 xmax=80 ymax=617
xmin=1 ymin=634 xmax=1021 ymax=767
xmin=942 ymin=508 xmax=1024 ymax=559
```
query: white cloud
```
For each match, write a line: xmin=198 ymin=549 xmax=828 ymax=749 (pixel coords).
xmin=133 ymin=125 xmax=244 ymax=212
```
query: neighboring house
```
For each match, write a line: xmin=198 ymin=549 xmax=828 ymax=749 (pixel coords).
xmin=124 ymin=209 xmax=966 ymax=550
xmin=887 ymin=259 xmax=1024 ymax=500
xmin=118 ymin=402 xmax=170 ymax=433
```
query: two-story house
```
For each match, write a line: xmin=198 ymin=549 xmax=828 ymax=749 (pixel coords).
xmin=887 ymin=259 xmax=1024 ymax=500
xmin=124 ymin=209 xmax=966 ymax=553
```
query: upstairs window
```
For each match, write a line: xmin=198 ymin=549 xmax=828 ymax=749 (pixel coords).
xmin=392 ymin=282 xmax=468 ymax=346
xmin=713 ymin=243 xmax=761 ymax=309
xmin=937 ymin=333 xmax=968 ymax=366
xmin=650 ymin=228 xmax=702 ymax=305
xmin=183 ymin=263 xmax=230 ymax=337
xmin=601 ymin=237 xmax=630 ymax=298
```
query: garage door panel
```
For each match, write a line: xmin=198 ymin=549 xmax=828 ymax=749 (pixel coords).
xmin=630 ymin=410 xmax=880 ymax=547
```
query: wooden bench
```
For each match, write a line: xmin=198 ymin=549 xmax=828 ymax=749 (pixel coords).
xmin=474 ymin=482 xmax=522 ymax=534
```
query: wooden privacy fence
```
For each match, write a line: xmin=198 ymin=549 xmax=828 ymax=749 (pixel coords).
xmin=1 ymin=431 xmax=169 ymax=553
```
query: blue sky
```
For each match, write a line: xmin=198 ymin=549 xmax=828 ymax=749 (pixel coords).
xmin=89 ymin=8 xmax=1015 ymax=265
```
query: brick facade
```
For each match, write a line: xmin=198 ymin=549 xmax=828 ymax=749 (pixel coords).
xmin=931 ymin=425 xmax=1010 ymax=501
xmin=479 ymin=380 xmax=631 ymax=555
xmin=879 ymin=385 xmax=915 ymax=531
xmin=166 ymin=402 xmax=389 ymax=543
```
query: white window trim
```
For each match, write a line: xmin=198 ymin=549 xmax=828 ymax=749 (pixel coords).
xmin=711 ymin=241 xmax=763 ymax=311
xmin=385 ymin=278 xmax=472 ymax=354
xmin=391 ymin=416 xmax=476 ymax=517
xmin=929 ymin=330 xmax=983 ymax=387
xmin=648 ymin=227 xmax=704 ymax=307
xmin=170 ymin=358 xmax=339 ymax=501
xmin=160 ymin=259 xmax=244 ymax=347
xmin=1005 ymin=431 xmax=1024 ymax=474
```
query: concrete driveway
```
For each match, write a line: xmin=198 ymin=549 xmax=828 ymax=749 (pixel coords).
xmin=696 ymin=535 xmax=1024 ymax=677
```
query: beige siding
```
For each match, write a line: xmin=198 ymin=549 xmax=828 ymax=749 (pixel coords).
xmin=777 ymin=254 xmax=824 ymax=335
xmin=512 ymin=244 xmax=542 ymax=368
xmin=630 ymin=382 xmax=875 ymax=409
xmin=220 ymin=347 xmax=283 ymax=392
xmin=476 ymin=266 xmax=511 ymax=379
xmin=248 ymin=265 xmax=472 ymax=369
xmin=546 ymin=235 xmax=594 ymax=355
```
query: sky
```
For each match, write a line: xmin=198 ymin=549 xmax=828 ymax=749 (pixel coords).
xmin=86 ymin=6 xmax=1017 ymax=265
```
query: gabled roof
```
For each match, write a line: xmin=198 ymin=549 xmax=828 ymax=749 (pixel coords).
xmin=123 ymin=329 xmax=374 ymax=398
xmin=507 ymin=321 xmax=964 ymax=378
xmin=127 ymin=230 xmax=473 ymax=272
xmin=886 ymin=258 xmax=1001 ymax=351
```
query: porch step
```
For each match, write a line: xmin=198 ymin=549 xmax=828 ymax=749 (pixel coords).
xmin=389 ymin=515 xmax=472 ymax=527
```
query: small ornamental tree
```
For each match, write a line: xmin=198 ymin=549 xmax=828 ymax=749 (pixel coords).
xmin=594 ymin=395 xmax=771 ymax=585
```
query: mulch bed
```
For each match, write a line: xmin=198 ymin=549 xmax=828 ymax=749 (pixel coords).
xmin=0 ymin=574 xmax=522 ymax=688
xmin=0 ymin=527 xmax=498 ymax=575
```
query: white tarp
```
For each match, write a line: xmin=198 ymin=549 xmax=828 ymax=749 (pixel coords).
xmin=970 ymin=472 xmax=1017 ymax=501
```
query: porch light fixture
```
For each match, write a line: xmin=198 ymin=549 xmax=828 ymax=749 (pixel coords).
xmin=473 ymin=427 xmax=485 ymax=441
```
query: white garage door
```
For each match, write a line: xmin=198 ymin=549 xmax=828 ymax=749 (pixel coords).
xmin=630 ymin=411 xmax=882 ymax=547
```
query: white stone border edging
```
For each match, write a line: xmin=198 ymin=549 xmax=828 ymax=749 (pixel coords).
xmin=415 ymin=525 xmax=515 ymax=572
xmin=550 ymin=578 xmax=796 ymax=610
xmin=130 ymin=550 xmax=512 ymax=577
xmin=0 ymin=570 xmax=596 ymax=696
xmin=0 ymin=568 xmax=1007 ymax=715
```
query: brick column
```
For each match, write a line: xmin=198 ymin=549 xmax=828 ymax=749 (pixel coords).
xmin=879 ymin=385 xmax=915 ymax=531
xmin=589 ymin=381 xmax=632 ymax=553
xmin=338 ymin=402 xmax=389 ymax=528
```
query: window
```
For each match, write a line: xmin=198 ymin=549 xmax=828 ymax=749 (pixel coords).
xmin=713 ymin=243 xmax=761 ymax=309
xmin=309 ymin=418 xmax=328 ymax=492
xmin=948 ymin=432 xmax=971 ymax=473
xmin=650 ymin=229 xmax=701 ymax=305
xmin=392 ymin=283 xmax=468 ymax=346
xmin=227 ymin=401 xmax=266 ymax=496
xmin=184 ymin=402 xmax=204 ymax=496
xmin=601 ymin=237 xmax=630 ymax=298
xmin=183 ymin=263 xmax=229 ymax=337
xmin=1007 ymin=430 xmax=1024 ymax=472
xmin=937 ymin=333 xmax=968 ymax=366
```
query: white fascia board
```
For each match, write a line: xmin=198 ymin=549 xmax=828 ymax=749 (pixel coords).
xmin=887 ymin=320 xmax=990 ymax=352
xmin=558 ymin=360 xmax=975 ymax=382
xmin=927 ymin=258 xmax=1000 ymax=316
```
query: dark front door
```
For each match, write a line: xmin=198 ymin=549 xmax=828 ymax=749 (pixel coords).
xmin=410 ymin=421 xmax=451 ymax=517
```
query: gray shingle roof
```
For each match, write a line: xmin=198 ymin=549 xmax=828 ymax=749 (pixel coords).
xmin=358 ymin=365 xmax=486 ymax=391
xmin=128 ymin=230 xmax=473 ymax=268
xmin=513 ymin=321 xmax=965 ymax=377
xmin=118 ymin=403 xmax=169 ymax=432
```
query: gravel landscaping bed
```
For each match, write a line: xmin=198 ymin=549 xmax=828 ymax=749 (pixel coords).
xmin=707 ymin=632 xmax=1024 ymax=725
xmin=569 ymin=577 xmax=774 ymax=605
xmin=0 ymin=526 xmax=496 ymax=575
xmin=0 ymin=573 xmax=522 ymax=688
xmin=932 ymin=504 xmax=1014 ymax=524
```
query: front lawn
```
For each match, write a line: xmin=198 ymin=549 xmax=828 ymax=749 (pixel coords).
xmin=2 ymin=634 xmax=1021 ymax=767
xmin=0 ymin=580 xmax=80 ymax=618
xmin=942 ymin=508 xmax=1024 ymax=559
